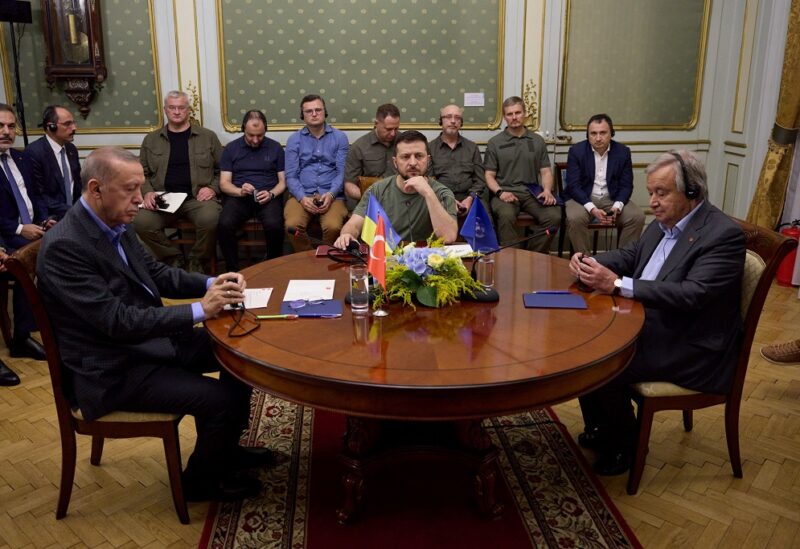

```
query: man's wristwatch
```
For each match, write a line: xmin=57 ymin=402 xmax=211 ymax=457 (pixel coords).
xmin=612 ymin=278 xmax=623 ymax=296
xmin=494 ymin=188 xmax=504 ymax=198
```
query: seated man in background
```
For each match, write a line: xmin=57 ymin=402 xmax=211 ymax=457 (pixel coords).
xmin=564 ymin=114 xmax=644 ymax=254
xmin=485 ymin=96 xmax=561 ymax=253
xmin=284 ymin=94 xmax=349 ymax=251
xmin=569 ymin=150 xmax=745 ymax=476
xmin=37 ymin=147 xmax=267 ymax=501
xmin=343 ymin=103 xmax=400 ymax=204
xmin=0 ymin=102 xmax=48 ymax=365
xmin=429 ymin=104 xmax=489 ymax=222
xmin=335 ymin=130 xmax=457 ymax=248
xmin=218 ymin=110 xmax=286 ymax=270
xmin=25 ymin=105 xmax=82 ymax=219
xmin=135 ymin=90 xmax=223 ymax=273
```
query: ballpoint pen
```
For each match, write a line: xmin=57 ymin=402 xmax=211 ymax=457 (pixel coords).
xmin=256 ymin=314 xmax=299 ymax=320
xmin=528 ymin=291 xmax=571 ymax=294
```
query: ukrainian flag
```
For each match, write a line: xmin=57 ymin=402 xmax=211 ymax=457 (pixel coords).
xmin=361 ymin=194 xmax=401 ymax=253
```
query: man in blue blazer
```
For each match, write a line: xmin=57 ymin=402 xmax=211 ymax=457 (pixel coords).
xmin=25 ymin=105 xmax=82 ymax=219
xmin=569 ymin=150 xmax=745 ymax=476
xmin=37 ymin=147 xmax=270 ymax=501
xmin=564 ymin=114 xmax=644 ymax=254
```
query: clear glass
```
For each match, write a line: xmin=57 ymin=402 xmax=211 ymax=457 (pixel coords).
xmin=349 ymin=265 xmax=369 ymax=313
xmin=475 ymin=256 xmax=495 ymax=288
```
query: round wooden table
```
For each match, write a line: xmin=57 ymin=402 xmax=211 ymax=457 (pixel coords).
xmin=206 ymin=248 xmax=644 ymax=520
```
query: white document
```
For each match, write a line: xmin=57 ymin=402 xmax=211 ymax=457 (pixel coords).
xmin=138 ymin=192 xmax=187 ymax=214
xmin=464 ymin=92 xmax=485 ymax=107
xmin=224 ymin=288 xmax=273 ymax=310
xmin=283 ymin=279 xmax=336 ymax=302
xmin=442 ymin=244 xmax=474 ymax=258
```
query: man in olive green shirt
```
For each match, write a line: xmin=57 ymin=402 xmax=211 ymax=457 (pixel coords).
xmin=485 ymin=96 xmax=561 ymax=253
xmin=429 ymin=104 xmax=488 ymax=220
xmin=335 ymin=130 xmax=457 ymax=248
xmin=343 ymin=103 xmax=400 ymax=205
xmin=135 ymin=90 xmax=223 ymax=272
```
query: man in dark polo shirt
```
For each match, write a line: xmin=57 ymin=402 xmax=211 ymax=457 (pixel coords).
xmin=217 ymin=110 xmax=286 ymax=271
xmin=343 ymin=103 xmax=400 ymax=205
xmin=485 ymin=96 xmax=561 ymax=253
xmin=429 ymin=104 xmax=488 ymax=222
xmin=135 ymin=90 xmax=223 ymax=273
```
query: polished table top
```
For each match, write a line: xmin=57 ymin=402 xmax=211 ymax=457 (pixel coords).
xmin=206 ymin=249 xmax=644 ymax=420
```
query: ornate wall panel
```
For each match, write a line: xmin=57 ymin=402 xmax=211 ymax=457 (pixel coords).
xmin=217 ymin=0 xmax=504 ymax=131
xmin=560 ymin=0 xmax=710 ymax=130
xmin=0 ymin=0 xmax=162 ymax=132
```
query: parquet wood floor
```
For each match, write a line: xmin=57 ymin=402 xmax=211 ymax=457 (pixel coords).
xmin=0 ymin=283 xmax=798 ymax=548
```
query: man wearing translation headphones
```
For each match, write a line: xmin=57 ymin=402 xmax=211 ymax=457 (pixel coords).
xmin=568 ymin=150 xmax=745 ymax=476
xmin=429 ymin=104 xmax=489 ymax=220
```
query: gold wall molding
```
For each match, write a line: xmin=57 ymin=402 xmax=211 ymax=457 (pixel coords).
xmin=522 ymin=0 xmax=546 ymax=131
xmin=215 ymin=0 xmax=505 ymax=133
xmin=724 ymin=140 xmax=748 ymax=148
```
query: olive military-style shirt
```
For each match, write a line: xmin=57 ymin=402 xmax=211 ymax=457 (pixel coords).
xmin=429 ymin=134 xmax=487 ymax=200
xmin=484 ymin=128 xmax=550 ymax=194
xmin=344 ymin=130 xmax=397 ymax=182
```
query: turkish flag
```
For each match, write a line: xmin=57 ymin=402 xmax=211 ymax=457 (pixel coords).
xmin=368 ymin=215 xmax=387 ymax=290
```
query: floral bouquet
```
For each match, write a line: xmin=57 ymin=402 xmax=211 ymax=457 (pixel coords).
xmin=374 ymin=238 xmax=483 ymax=309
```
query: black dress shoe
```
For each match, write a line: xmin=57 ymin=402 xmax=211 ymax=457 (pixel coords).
xmin=183 ymin=473 xmax=261 ymax=502
xmin=577 ymin=427 xmax=604 ymax=450
xmin=232 ymin=446 xmax=277 ymax=470
xmin=9 ymin=337 xmax=46 ymax=360
xmin=0 ymin=360 xmax=20 ymax=386
xmin=593 ymin=452 xmax=631 ymax=476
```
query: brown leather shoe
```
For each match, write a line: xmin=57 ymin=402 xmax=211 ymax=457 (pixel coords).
xmin=760 ymin=339 xmax=800 ymax=365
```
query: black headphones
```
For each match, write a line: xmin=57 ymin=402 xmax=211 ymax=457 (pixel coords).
xmin=299 ymin=95 xmax=328 ymax=121
xmin=585 ymin=114 xmax=615 ymax=139
xmin=241 ymin=110 xmax=268 ymax=133
xmin=42 ymin=105 xmax=59 ymax=133
xmin=669 ymin=152 xmax=700 ymax=199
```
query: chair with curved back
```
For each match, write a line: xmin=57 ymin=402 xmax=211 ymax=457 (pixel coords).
xmin=626 ymin=218 xmax=797 ymax=495
xmin=4 ymin=240 xmax=189 ymax=523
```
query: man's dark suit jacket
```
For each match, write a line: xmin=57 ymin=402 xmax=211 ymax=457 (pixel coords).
xmin=596 ymin=201 xmax=745 ymax=394
xmin=37 ymin=202 xmax=209 ymax=420
xmin=0 ymin=148 xmax=48 ymax=249
xmin=25 ymin=137 xmax=82 ymax=219
xmin=563 ymin=140 xmax=634 ymax=206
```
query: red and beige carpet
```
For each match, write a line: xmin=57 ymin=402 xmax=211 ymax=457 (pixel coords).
xmin=199 ymin=391 xmax=640 ymax=549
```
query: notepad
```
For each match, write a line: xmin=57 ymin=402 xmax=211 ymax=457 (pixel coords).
xmin=279 ymin=299 xmax=343 ymax=318
xmin=523 ymin=292 xmax=587 ymax=309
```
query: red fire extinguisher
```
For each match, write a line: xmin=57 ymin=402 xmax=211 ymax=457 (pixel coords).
xmin=777 ymin=220 xmax=800 ymax=286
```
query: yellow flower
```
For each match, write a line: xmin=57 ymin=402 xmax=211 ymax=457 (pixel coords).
xmin=427 ymin=253 xmax=444 ymax=268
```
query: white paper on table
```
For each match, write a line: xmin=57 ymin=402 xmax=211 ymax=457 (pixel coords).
xmin=442 ymin=244 xmax=474 ymax=258
xmin=283 ymin=279 xmax=336 ymax=302
xmin=138 ymin=191 xmax=188 ymax=214
xmin=224 ymin=288 xmax=273 ymax=310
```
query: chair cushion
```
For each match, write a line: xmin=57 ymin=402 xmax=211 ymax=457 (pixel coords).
xmin=631 ymin=381 xmax=701 ymax=397
xmin=741 ymin=250 xmax=765 ymax=319
xmin=71 ymin=408 xmax=181 ymax=422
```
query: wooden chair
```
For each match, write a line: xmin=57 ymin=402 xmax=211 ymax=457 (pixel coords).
xmin=168 ymin=218 xmax=217 ymax=275
xmin=357 ymin=175 xmax=381 ymax=196
xmin=0 ymin=278 xmax=12 ymax=347
xmin=625 ymin=218 xmax=797 ymax=495
xmin=4 ymin=241 xmax=190 ymax=523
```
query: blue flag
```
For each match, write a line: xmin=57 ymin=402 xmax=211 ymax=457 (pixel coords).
xmin=459 ymin=195 xmax=499 ymax=252
xmin=361 ymin=194 xmax=401 ymax=252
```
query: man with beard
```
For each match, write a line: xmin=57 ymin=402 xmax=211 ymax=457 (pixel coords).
xmin=334 ymin=130 xmax=457 ymax=248
xmin=343 ymin=103 xmax=401 ymax=203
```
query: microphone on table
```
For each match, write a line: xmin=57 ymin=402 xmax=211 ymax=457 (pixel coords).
xmin=466 ymin=225 xmax=560 ymax=303
xmin=286 ymin=227 xmax=366 ymax=264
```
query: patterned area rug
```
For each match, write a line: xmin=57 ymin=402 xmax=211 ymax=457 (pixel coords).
xmin=199 ymin=392 xmax=640 ymax=549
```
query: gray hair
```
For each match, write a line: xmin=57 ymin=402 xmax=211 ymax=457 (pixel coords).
xmin=81 ymin=147 xmax=140 ymax=191
xmin=163 ymin=90 xmax=190 ymax=107
xmin=645 ymin=149 xmax=708 ymax=201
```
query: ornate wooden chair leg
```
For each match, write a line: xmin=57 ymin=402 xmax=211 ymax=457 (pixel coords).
xmin=725 ymin=400 xmax=743 ymax=478
xmin=627 ymin=400 xmax=654 ymax=495
xmin=682 ymin=410 xmax=693 ymax=431
xmin=90 ymin=435 xmax=104 ymax=466
xmin=56 ymin=430 xmax=77 ymax=519
xmin=162 ymin=423 xmax=189 ymax=524
xmin=0 ymin=279 xmax=13 ymax=347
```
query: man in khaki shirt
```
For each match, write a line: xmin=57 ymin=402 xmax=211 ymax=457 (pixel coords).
xmin=343 ymin=103 xmax=400 ymax=204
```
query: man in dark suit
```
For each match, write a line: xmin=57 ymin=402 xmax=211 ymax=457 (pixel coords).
xmin=37 ymin=147 xmax=269 ymax=501
xmin=0 ymin=103 xmax=48 ymax=372
xmin=25 ymin=105 xmax=82 ymax=219
xmin=564 ymin=114 xmax=644 ymax=254
xmin=569 ymin=150 xmax=745 ymax=475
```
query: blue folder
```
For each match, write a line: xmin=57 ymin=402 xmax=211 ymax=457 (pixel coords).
xmin=279 ymin=299 xmax=343 ymax=318
xmin=523 ymin=292 xmax=587 ymax=309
